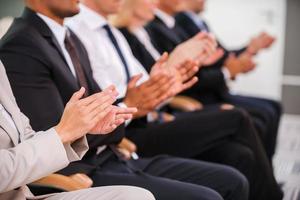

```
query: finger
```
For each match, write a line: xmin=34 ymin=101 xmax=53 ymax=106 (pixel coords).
xmin=145 ymin=76 xmax=174 ymax=95
xmin=142 ymin=73 xmax=169 ymax=89
xmin=69 ymin=87 xmax=86 ymax=103
xmin=147 ymin=73 xmax=174 ymax=89
xmin=181 ymin=65 xmax=199 ymax=82
xmin=90 ymin=109 xmax=116 ymax=134
xmin=115 ymin=106 xmax=138 ymax=114
xmin=158 ymin=52 xmax=169 ymax=63
xmin=127 ymin=74 xmax=143 ymax=89
xmin=145 ymin=77 xmax=175 ymax=102
xmin=79 ymin=91 xmax=115 ymax=107
xmin=88 ymin=105 xmax=113 ymax=124
xmin=102 ymin=85 xmax=119 ymax=98
xmin=85 ymin=95 xmax=115 ymax=115
xmin=115 ymin=113 xmax=133 ymax=121
xmin=181 ymin=77 xmax=199 ymax=91
xmin=152 ymin=52 xmax=169 ymax=69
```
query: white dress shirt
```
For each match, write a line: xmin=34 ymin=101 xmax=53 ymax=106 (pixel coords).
xmin=0 ymin=103 xmax=18 ymax=131
xmin=67 ymin=4 xmax=149 ymax=98
xmin=37 ymin=13 xmax=77 ymax=78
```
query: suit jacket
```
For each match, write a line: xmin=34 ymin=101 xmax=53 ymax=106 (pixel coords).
xmin=0 ymin=8 xmax=124 ymax=173
xmin=119 ymin=27 xmax=156 ymax=73
xmin=0 ymin=61 xmax=88 ymax=200
xmin=145 ymin=16 xmax=190 ymax=54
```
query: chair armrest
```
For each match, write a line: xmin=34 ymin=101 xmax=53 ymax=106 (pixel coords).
xmin=31 ymin=173 xmax=93 ymax=192
xmin=169 ymin=96 xmax=203 ymax=112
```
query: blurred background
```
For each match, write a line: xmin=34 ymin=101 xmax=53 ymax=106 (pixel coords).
xmin=0 ymin=0 xmax=299 ymax=198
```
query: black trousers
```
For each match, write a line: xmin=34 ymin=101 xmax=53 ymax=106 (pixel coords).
xmin=223 ymin=94 xmax=282 ymax=160
xmin=89 ymin=152 xmax=248 ymax=200
xmin=126 ymin=108 xmax=283 ymax=200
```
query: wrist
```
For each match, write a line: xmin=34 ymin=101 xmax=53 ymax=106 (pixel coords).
xmin=123 ymin=97 xmax=134 ymax=108
xmin=55 ymin=125 xmax=70 ymax=144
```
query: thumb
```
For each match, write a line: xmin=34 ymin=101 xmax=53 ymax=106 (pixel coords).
xmin=128 ymin=74 xmax=143 ymax=89
xmin=69 ymin=87 xmax=86 ymax=103
xmin=157 ymin=52 xmax=169 ymax=64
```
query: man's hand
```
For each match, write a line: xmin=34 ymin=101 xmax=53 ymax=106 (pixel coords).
xmin=172 ymin=60 xmax=199 ymax=94
xmin=152 ymin=55 xmax=199 ymax=96
xmin=167 ymin=32 xmax=217 ymax=69
xmin=247 ymin=32 xmax=276 ymax=55
xmin=55 ymin=86 xmax=119 ymax=143
xmin=239 ymin=52 xmax=256 ymax=73
xmin=90 ymin=105 xmax=137 ymax=134
xmin=225 ymin=52 xmax=256 ymax=79
xmin=124 ymin=73 xmax=175 ymax=118
xmin=200 ymin=48 xmax=225 ymax=66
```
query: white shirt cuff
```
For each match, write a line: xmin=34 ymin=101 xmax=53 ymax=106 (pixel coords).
xmin=222 ymin=67 xmax=231 ymax=81
xmin=118 ymin=102 xmax=132 ymax=126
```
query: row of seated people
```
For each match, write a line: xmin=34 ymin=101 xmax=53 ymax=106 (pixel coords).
xmin=0 ymin=0 xmax=283 ymax=199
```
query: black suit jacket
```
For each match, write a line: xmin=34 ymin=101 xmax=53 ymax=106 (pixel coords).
xmin=145 ymin=16 xmax=190 ymax=54
xmin=119 ymin=27 xmax=156 ymax=73
xmin=0 ymin=8 xmax=124 ymax=160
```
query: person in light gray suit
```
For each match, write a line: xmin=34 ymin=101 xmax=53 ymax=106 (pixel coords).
xmin=0 ymin=60 xmax=154 ymax=200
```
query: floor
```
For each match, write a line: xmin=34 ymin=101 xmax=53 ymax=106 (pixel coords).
xmin=273 ymin=114 xmax=300 ymax=200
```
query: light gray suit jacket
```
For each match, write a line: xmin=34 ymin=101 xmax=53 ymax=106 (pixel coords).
xmin=0 ymin=61 xmax=89 ymax=200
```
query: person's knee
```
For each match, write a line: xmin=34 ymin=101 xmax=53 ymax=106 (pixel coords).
xmin=202 ymin=188 xmax=224 ymax=200
xmin=119 ymin=186 xmax=155 ymax=200
xmin=223 ymin=166 xmax=249 ymax=199
xmin=238 ymin=146 xmax=255 ymax=169
xmin=266 ymin=99 xmax=282 ymax=116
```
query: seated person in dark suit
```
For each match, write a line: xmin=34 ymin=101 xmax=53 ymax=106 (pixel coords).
xmin=175 ymin=0 xmax=281 ymax=162
xmin=110 ymin=0 xmax=283 ymax=200
xmin=147 ymin=0 xmax=281 ymax=162
xmin=0 ymin=0 xmax=249 ymax=200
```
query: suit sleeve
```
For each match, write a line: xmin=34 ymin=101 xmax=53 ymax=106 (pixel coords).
xmin=0 ymin=128 xmax=73 ymax=193
xmin=193 ymin=67 xmax=228 ymax=92
xmin=21 ymin=111 xmax=89 ymax=163
xmin=0 ymin=61 xmax=89 ymax=192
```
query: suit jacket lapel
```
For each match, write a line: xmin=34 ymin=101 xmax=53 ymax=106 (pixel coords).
xmin=21 ymin=8 xmax=70 ymax=72
xmin=154 ymin=16 xmax=182 ymax=44
xmin=21 ymin=7 xmax=80 ymax=90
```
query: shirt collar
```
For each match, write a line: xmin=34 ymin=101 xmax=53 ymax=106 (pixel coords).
xmin=78 ymin=4 xmax=108 ymax=30
xmin=37 ymin=13 xmax=67 ymax=46
xmin=184 ymin=11 xmax=203 ymax=26
xmin=154 ymin=9 xmax=175 ymax=29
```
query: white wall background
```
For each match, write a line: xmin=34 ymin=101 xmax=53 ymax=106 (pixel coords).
xmin=202 ymin=0 xmax=287 ymax=100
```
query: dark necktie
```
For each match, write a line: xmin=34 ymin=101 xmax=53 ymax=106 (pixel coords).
xmin=64 ymin=31 xmax=90 ymax=96
xmin=103 ymin=24 xmax=131 ymax=83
